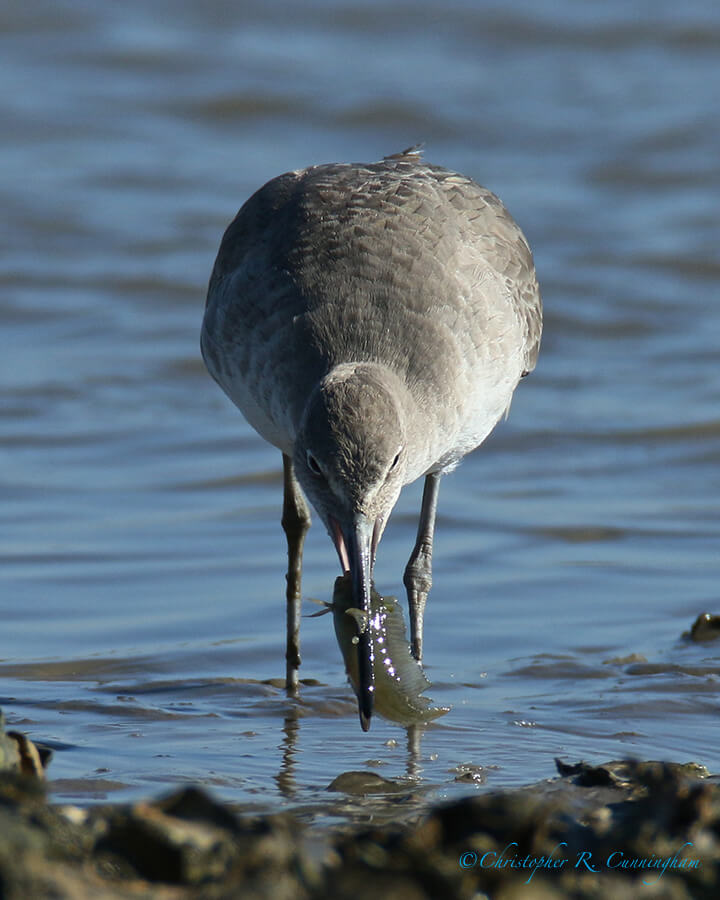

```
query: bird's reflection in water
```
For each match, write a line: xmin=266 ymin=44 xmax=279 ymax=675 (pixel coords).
xmin=273 ymin=693 xmax=436 ymax=810
xmin=275 ymin=702 xmax=301 ymax=800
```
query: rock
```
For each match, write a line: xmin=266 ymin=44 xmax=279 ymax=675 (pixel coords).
xmin=327 ymin=771 xmax=410 ymax=795
xmin=0 ymin=710 xmax=52 ymax=776
xmin=687 ymin=612 xmax=720 ymax=642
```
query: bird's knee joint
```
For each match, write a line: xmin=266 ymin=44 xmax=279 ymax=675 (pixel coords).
xmin=404 ymin=566 xmax=432 ymax=595
xmin=282 ymin=515 xmax=311 ymax=540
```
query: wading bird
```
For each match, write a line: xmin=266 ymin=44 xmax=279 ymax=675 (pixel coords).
xmin=201 ymin=149 xmax=542 ymax=730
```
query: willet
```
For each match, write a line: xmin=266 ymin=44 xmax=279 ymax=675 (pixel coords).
xmin=201 ymin=149 xmax=542 ymax=730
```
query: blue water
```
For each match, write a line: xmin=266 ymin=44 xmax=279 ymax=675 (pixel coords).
xmin=2 ymin=0 xmax=719 ymax=817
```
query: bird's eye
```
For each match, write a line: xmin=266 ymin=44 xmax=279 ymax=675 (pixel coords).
xmin=390 ymin=450 xmax=401 ymax=471
xmin=306 ymin=451 xmax=322 ymax=476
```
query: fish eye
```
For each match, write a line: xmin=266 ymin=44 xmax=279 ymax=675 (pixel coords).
xmin=306 ymin=451 xmax=323 ymax=476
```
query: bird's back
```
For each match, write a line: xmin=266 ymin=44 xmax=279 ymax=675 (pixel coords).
xmin=202 ymin=152 xmax=542 ymax=474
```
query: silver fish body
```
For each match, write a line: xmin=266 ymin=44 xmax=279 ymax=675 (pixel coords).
xmin=331 ymin=575 xmax=449 ymax=726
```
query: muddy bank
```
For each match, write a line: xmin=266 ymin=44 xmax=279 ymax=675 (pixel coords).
xmin=1 ymin=712 xmax=718 ymax=899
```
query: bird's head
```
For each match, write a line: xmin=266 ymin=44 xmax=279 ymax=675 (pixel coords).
xmin=294 ymin=363 xmax=409 ymax=729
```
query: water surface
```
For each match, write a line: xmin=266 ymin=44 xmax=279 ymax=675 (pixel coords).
xmin=2 ymin=0 xmax=719 ymax=820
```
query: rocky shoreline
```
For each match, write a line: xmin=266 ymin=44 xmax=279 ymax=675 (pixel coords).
xmin=1 ymin=710 xmax=719 ymax=899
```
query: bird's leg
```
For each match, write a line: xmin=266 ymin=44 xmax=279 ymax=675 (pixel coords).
xmin=403 ymin=472 xmax=441 ymax=662
xmin=281 ymin=453 xmax=311 ymax=693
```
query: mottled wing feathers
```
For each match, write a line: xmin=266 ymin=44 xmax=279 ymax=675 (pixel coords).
xmin=202 ymin=155 xmax=542 ymax=456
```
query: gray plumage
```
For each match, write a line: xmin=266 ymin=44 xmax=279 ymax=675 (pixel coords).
xmin=201 ymin=149 xmax=542 ymax=729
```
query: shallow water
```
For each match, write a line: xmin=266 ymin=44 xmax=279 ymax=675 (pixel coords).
xmin=2 ymin=0 xmax=719 ymax=820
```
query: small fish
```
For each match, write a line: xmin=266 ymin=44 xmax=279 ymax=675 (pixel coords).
xmin=329 ymin=574 xmax=449 ymax=726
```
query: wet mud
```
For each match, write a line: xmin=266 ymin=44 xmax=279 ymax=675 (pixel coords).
xmin=2 ymin=710 xmax=719 ymax=899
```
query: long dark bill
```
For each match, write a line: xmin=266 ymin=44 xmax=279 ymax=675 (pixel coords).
xmin=348 ymin=516 xmax=375 ymax=731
